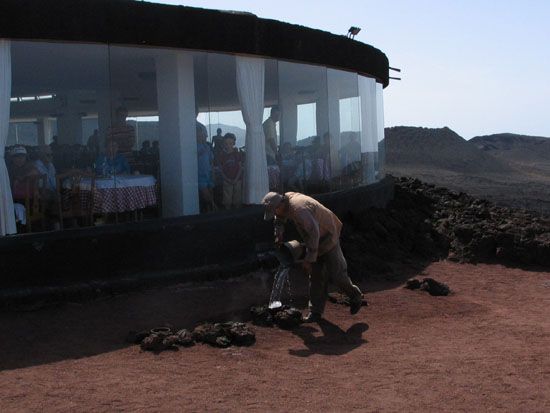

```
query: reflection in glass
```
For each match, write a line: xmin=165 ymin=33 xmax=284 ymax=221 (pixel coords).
xmin=376 ymin=83 xmax=385 ymax=179
xmin=327 ymin=68 xmax=361 ymax=190
xmin=8 ymin=40 xmax=111 ymax=232
xmin=358 ymin=75 xmax=378 ymax=184
xmin=108 ymin=45 xmax=161 ymax=223
xmin=5 ymin=40 xmax=385 ymax=236
xmin=278 ymin=61 xmax=329 ymax=194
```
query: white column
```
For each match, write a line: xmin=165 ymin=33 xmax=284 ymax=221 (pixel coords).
xmin=57 ymin=112 xmax=82 ymax=145
xmin=279 ymin=97 xmax=297 ymax=146
xmin=236 ymin=56 xmax=269 ymax=204
xmin=0 ymin=39 xmax=16 ymax=235
xmin=43 ymin=117 xmax=54 ymax=144
xmin=156 ymin=51 xmax=199 ymax=217
xmin=277 ymin=62 xmax=297 ymax=147
xmin=316 ymin=94 xmax=329 ymax=138
xmin=56 ymin=92 xmax=83 ymax=145
xmin=327 ymin=69 xmax=341 ymax=178
xmin=37 ymin=117 xmax=54 ymax=145
xmin=376 ymin=83 xmax=385 ymax=179
xmin=37 ymin=121 xmax=45 ymax=145
xmin=358 ymin=76 xmax=378 ymax=184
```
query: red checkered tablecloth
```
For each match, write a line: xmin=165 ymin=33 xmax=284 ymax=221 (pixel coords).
xmin=81 ymin=185 xmax=158 ymax=213
xmin=72 ymin=175 xmax=158 ymax=214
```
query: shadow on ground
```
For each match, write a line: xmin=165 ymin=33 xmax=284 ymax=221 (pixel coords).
xmin=0 ymin=264 xmax=414 ymax=372
xmin=289 ymin=319 xmax=369 ymax=357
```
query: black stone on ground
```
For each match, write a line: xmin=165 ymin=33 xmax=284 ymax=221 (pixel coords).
xmin=250 ymin=305 xmax=303 ymax=329
xmin=404 ymin=277 xmax=450 ymax=296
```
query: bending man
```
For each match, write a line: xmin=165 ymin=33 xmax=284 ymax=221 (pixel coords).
xmin=262 ymin=191 xmax=363 ymax=322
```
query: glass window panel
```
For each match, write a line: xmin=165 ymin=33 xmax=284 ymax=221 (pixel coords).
xmin=358 ymin=75 xmax=378 ymax=184
xmin=376 ymin=83 xmax=386 ymax=180
xmin=204 ymin=52 xmax=240 ymax=210
xmin=327 ymin=69 xmax=361 ymax=190
xmin=278 ymin=61 xmax=329 ymax=194
xmin=109 ymin=46 xmax=204 ymax=219
xmin=8 ymin=40 xmax=111 ymax=234
xmin=7 ymin=121 xmax=38 ymax=146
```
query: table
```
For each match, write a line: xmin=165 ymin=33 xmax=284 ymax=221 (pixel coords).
xmin=75 ymin=174 xmax=158 ymax=214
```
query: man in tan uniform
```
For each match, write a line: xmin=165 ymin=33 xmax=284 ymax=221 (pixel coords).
xmin=262 ymin=106 xmax=280 ymax=166
xmin=262 ymin=191 xmax=363 ymax=322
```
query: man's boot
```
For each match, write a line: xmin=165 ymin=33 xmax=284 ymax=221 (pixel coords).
xmin=302 ymin=312 xmax=322 ymax=323
xmin=349 ymin=298 xmax=362 ymax=315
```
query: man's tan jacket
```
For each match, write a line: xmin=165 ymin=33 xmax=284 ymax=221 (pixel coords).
xmin=275 ymin=192 xmax=342 ymax=263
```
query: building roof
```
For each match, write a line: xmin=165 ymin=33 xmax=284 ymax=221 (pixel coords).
xmin=0 ymin=0 xmax=389 ymax=86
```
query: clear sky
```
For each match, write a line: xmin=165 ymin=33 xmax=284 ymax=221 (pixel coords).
xmin=147 ymin=0 xmax=550 ymax=139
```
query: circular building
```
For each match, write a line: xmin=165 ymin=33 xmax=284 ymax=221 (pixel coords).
xmin=0 ymin=0 xmax=389 ymax=232
xmin=0 ymin=0 xmax=391 ymax=287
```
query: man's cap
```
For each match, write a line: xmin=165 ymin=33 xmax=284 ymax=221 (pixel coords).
xmin=10 ymin=146 xmax=27 ymax=156
xmin=261 ymin=192 xmax=283 ymax=221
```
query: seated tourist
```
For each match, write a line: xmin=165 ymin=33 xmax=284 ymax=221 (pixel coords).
xmin=32 ymin=145 xmax=60 ymax=228
xmin=94 ymin=140 xmax=130 ymax=176
xmin=14 ymin=202 xmax=26 ymax=227
xmin=34 ymin=145 xmax=57 ymax=191
xmin=7 ymin=145 xmax=40 ymax=201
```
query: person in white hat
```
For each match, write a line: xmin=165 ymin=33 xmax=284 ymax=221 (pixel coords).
xmin=262 ymin=191 xmax=363 ymax=322
xmin=7 ymin=146 xmax=39 ymax=201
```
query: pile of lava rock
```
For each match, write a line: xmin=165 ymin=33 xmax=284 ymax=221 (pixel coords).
xmin=404 ymin=277 xmax=450 ymax=296
xmin=341 ymin=177 xmax=550 ymax=278
xmin=250 ymin=305 xmax=303 ymax=329
xmin=127 ymin=322 xmax=255 ymax=352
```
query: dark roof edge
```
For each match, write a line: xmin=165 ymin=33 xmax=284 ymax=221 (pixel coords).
xmin=0 ymin=0 xmax=389 ymax=87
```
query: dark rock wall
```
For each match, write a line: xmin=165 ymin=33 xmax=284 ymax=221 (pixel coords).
xmin=0 ymin=178 xmax=394 ymax=290
xmin=342 ymin=177 xmax=550 ymax=280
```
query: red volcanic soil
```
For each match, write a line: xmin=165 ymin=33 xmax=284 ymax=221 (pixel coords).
xmin=1 ymin=261 xmax=549 ymax=412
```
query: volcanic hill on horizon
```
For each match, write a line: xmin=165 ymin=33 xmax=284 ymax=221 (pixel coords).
xmin=384 ymin=126 xmax=516 ymax=175
xmin=384 ymin=126 xmax=550 ymax=213
xmin=470 ymin=133 xmax=550 ymax=175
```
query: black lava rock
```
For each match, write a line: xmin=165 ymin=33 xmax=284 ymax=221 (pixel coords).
xmin=419 ymin=278 xmax=450 ymax=296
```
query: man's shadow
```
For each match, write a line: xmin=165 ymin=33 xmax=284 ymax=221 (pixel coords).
xmin=289 ymin=319 xmax=369 ymax=357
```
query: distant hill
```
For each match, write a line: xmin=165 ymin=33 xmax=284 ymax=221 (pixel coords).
xmin=132 ymin=122 xmax=248 ymax=148
xmin=385 ymin=126 xmax=514 ymax=174
xmin=384 ymin=126 xmax=550 ymax=213
xmin=470 ymin=133 xmax=550 ymax=174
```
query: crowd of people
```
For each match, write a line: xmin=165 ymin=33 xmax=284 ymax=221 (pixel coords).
xmin=195 ymin=106 xmax=339 ymax=212
xmin=5 ymin=107 xmax=161 ymax=232
xmin=6 ymin=104 xmax=366 ymax=230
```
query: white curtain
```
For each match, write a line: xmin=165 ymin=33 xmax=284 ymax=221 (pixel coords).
xmin=236 ymin=56 xmax=269 ymax=204
xmin=358 ymin=75 xmax=378 ymax=184
xmin=0 ymin=39 xmax=15 ymax=236
xmin=375 ymin=83 xmax=386 ymax=179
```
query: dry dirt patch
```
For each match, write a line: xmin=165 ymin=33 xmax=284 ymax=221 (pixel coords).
xmin=0 ymin=261 xmax=549 ymax=412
